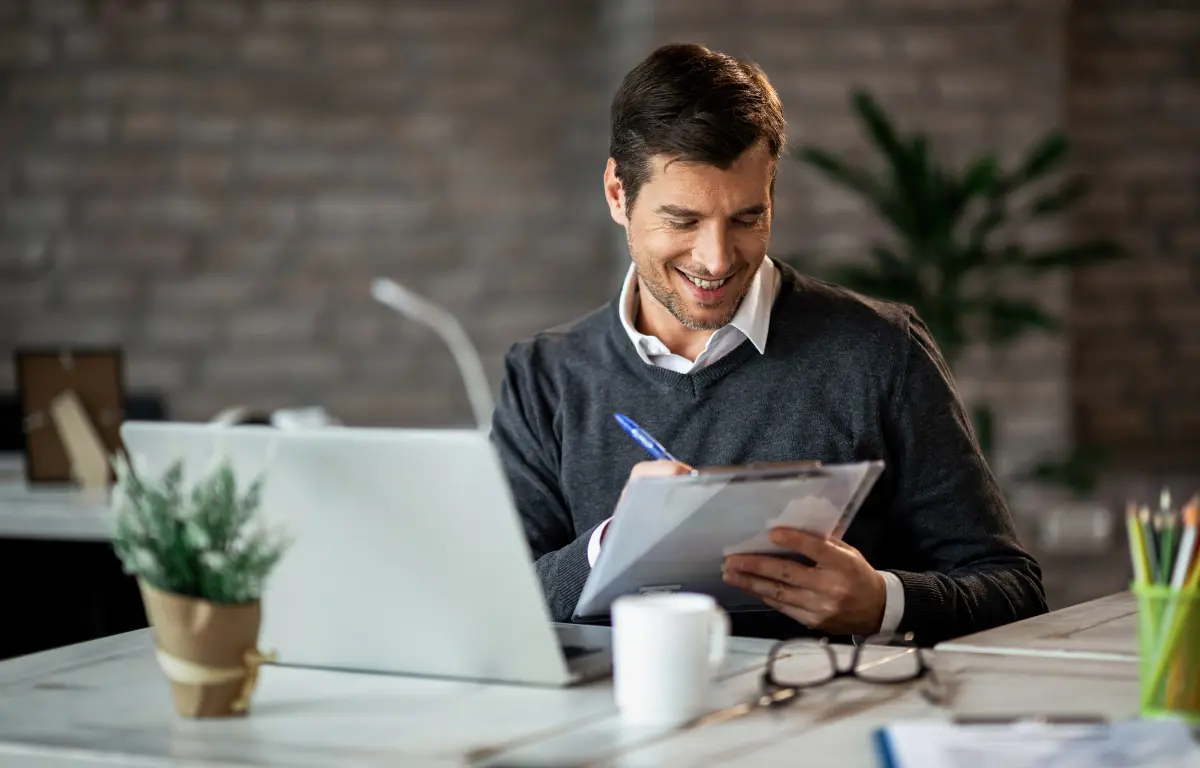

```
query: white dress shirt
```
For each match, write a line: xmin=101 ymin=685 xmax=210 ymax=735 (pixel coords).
xmin=587 ymin=256 xmax=905 ymax=635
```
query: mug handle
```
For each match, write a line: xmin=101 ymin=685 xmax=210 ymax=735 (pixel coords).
xmin=708 ymin=605 xmax=731 ymax=675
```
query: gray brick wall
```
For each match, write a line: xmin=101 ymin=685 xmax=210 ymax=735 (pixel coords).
xmin=1 ymin=0 xmax=616 ymax=428
xmin=1068 ymin=0 xmax=1200 ymax=465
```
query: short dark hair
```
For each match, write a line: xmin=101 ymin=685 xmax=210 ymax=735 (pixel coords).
xmin=609 ymin=43 xmax=786 ymax=212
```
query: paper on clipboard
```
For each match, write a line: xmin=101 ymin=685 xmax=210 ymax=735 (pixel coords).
xmin=574 ymin=459 xmax=884 ymax=619
xmin=874 ymin=718 xmax=1200 ymax=768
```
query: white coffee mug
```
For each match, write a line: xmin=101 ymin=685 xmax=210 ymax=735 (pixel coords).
xmin=612 ymin=592 xmax=731 ymax=726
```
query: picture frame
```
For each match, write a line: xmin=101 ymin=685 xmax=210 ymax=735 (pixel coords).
xmin=14 ymin=347 xmax=126 ymax=485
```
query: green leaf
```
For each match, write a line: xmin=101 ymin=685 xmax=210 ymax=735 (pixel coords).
xmin=855 ymin=92 xmax=942 ymax=240
xmin=901 ymin=133 xmax=930 ymax=198
xmin=1023 ymin=240 xmax=1124 ymax=271
xmin=984 ymin=244 xmax=1026 ymax=269
xmin=941 ymin=155 xmax=997 ymax=230
xmin=961 ymin=155 xmax=1000 ymax=199
xmin=1029 ymin=175 xmax=1088 ymax=216
xmin=928 ymin=166 xmax=955 ymax=234
xmin=965 ymin=206 xmax=1005 ymax=254
xmin=852 ymin=89 xmax=907 ymax=170
xmin=825 ymin=262 xmax=923 ymax=306
xmin=977 ymin=297 xmax=1059 ymax=343
xmin=800 ymin=147 xmax=915 ymax=236
xmin=1015 ymin=132 xmax=1069 ymax=183
xmin=109 ymin=454 xmax=287 ymax=604
xmin=798 ymin=147 xmax=886 ymax=202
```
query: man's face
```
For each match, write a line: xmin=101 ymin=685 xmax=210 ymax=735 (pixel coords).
xmin=606 ymin=140 xmax=774 ymax=331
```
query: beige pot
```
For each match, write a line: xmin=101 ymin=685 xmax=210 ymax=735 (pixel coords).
xmin=139 ymin=580 xmax=274 ymax=718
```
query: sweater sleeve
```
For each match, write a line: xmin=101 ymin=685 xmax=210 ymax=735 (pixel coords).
xmin=882 ymin=314 xmax=1048 ymax=646
xmin=490 ymin=344 xmax=596 ymax=622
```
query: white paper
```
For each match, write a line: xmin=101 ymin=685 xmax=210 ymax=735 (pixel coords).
xmin=881 ymin=719 xmax=1200 ymax=768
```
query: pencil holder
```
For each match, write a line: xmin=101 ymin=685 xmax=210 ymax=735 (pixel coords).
xmin=1133 ymin=584 xmax=1200 ymax=724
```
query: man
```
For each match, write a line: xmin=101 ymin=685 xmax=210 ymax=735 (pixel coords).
xmin=491 ymin=43 xmax=1047 ymax=645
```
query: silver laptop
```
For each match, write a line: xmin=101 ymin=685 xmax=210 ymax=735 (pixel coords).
xmin=120 ymin=421 xmax=612 ymax=687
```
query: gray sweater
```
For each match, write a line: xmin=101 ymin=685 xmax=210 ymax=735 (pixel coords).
xmin=491 ymin=263 xmax=1047 ymax=644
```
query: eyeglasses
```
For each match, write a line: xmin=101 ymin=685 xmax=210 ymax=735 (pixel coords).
xmin=756 ymin=631 xmax=944 ymax=709
xmin=685 ymin=632 xmax=946 ymax=731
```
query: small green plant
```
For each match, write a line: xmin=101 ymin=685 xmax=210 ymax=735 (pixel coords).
xmin=110 ymin=454 xmax=290 ymax=604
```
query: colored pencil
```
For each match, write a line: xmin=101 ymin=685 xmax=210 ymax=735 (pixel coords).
xmin=1165 ymin=500 xmax=1199 ymax=708
xmin=1127 ymin=503 xmax=1151 ymax=587
xmin=1160 ymin=511 xmax=1178 ymax=586
xmin=1140 ymin=506 xmax=1160 ymax=586
xmin=1170 ymin=501 xmax=1198 ymax=591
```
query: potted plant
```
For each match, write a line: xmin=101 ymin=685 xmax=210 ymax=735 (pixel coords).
xmin=109 ymin=453 xmax=290 ymax=718
xmin=785 ymin=88 xmax=1123 ymax=489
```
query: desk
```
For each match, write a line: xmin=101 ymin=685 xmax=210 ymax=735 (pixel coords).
xmin=0 ymin=594 xmax=1151 ymax=768
xmin=936 ymin=591 xmax=1137 ymax=662
xmin=0 ymin=483 xmax=114 ymax=541
xmin=0 ymin=456 xmax=113 ymax=541
xmin=603 ymin=651 xmax=1139 ymax=767
xmin=0 ymin=630 xmax=785 ymax=768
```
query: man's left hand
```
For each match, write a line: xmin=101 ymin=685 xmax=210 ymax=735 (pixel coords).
xmin=722 ymin=528 xmax=886 ymax=636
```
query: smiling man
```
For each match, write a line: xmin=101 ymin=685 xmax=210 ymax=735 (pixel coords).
xmin=490 ymin=43 xmax=1047 ymax=645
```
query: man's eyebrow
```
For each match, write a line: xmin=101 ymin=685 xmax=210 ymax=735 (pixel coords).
xmin=655 ymin=204 xmax=702 ymax=218
xmin=654 ymin=203 xmax=767 ymax=218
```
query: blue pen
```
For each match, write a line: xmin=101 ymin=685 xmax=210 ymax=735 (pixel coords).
xmin=614 ymin=413 xmax=681 ymax=463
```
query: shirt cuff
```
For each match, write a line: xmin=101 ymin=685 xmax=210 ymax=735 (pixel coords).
xmin=586 ymin=518 xmax=613 ymax=567
xmin=878 ymin=570 xmax=906 ymax=635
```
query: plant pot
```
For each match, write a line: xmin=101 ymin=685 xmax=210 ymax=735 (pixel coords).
xmin=139 ymin=580 xmax=274 ymax=718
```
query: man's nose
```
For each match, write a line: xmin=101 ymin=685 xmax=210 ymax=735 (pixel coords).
xmin=692 ymin=223 xmax=735 ymax=277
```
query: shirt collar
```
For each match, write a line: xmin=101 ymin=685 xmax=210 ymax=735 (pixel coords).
xmin=617 ymin=256 xmax=777 ymax=358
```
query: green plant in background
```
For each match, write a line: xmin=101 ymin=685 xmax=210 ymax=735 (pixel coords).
xmin=110 ymin=455 xmax=290 ymax=604
xmin=788 ymin=89 xmax=1124 ymax=495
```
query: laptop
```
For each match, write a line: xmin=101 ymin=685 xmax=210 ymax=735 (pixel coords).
xmin=119 ymin=421 xmax=612 ymax=687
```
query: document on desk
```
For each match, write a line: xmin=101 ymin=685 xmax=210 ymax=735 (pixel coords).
xmin=874 ymin=718 xmax=1200 ymax=768
xmin=573 ymin=459 xmax=884 ymax=619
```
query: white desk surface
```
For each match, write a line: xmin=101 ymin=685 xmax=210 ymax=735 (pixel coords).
xmin=0 ymin=629 xmax=784 ymax=768
xmin=0 ymin=593 xmax=1155 ymax=768
xmin=603 ymin=650 xmax=1141 ymax=767
xmin=936 ymin=590 xmax=1137 ymax=662
xmin=0 ymin=456 xmax=113 ymax=541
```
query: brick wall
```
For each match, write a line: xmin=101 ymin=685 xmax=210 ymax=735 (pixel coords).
xmin=1 ymin=0 xmax=616 ymax=428
xmin=1068 ymin=0 xmax=1200 ymax=468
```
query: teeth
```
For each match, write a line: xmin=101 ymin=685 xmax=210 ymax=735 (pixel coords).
xmin=685 ymin=275 xmax=727 ymax=290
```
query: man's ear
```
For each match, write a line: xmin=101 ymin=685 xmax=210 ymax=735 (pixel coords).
xmin=603 ymin=158 xmax=628 ymax=227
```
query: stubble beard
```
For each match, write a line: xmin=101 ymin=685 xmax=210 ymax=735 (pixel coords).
xmin=628 ymin=233 xmax=747 ymax=332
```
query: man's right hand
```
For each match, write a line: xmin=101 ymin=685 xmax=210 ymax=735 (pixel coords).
xmin=629 ymin=459 xmax=693 ymax=479
xmin=602 ymin=460 xmax=694 ymax=546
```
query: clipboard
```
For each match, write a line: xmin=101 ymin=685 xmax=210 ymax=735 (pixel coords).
xmin=573 ymin=459 xmax=885 ymax=620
